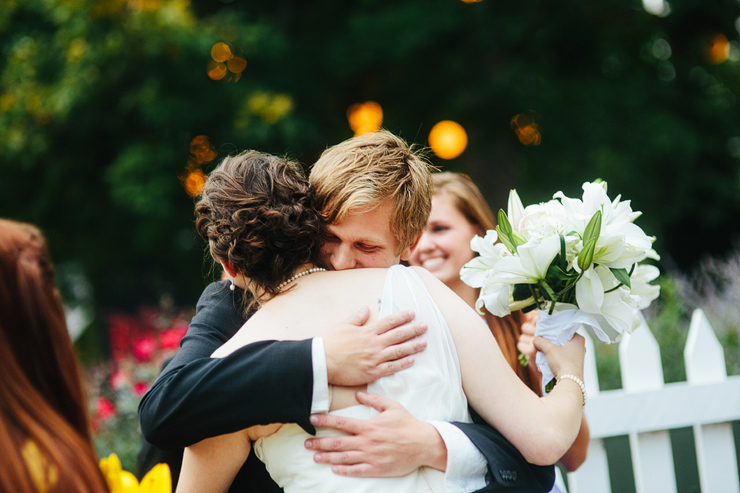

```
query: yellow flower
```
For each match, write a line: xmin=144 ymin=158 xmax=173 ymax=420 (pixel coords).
xmin=99 ymin=453 xmax=123 ymax=493
xmin=99 ymin=453 xmax=171 ymax=493
xmin=139 ymin=463 xmax=172 ymax=493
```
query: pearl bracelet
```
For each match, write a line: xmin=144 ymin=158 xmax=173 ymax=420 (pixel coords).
xmin=557 ymin=374 xmax=587 ymax=408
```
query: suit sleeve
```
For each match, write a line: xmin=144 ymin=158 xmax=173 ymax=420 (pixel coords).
xmin=452 ymin=408 xmax=555 ymax=493
xmin=138 ymin=281 xmax=316 ymax=451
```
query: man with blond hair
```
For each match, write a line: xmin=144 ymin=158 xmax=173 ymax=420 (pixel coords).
xmin=139 ymin=130 xmax=555 ymax=492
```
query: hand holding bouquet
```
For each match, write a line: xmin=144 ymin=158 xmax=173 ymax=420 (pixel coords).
xmin=461 ymin=180 xmax=660 ymax=393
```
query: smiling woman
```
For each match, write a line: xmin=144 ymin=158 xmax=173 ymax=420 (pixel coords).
xmin=409 ymin=172 xmax=591 ymax=479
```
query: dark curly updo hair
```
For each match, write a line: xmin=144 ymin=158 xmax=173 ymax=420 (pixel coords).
xmin=194 ymin=151 xmax=325 ymax=311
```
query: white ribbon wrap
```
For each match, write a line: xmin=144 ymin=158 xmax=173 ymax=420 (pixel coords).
xmin=535 ymin=307 xmax=611 ymax=395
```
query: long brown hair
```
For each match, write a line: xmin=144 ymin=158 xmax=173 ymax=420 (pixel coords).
xmin=431 ymin=173 xmax=542 ymax=394
xmin=0 ymin=219 xmax=107 ymax=492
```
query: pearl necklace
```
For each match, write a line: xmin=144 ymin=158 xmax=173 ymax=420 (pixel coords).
xmin=277 ymin=267 xmax=326 ymax=291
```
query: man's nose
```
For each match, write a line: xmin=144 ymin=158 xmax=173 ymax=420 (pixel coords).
xmin=330 ymin=243 xmax=357 ymax=271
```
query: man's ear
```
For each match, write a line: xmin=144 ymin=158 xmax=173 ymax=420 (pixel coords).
xmin=400 ymin=231 xmax=423 ymax=262
xmin=220 ymin=259 xmax=238 ymax=278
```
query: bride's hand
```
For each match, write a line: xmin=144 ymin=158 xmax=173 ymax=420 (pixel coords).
xmin=533 ymin=333 xmax=586 ymax=381
xmin=324 ymin=307 xmax=428 ymax=386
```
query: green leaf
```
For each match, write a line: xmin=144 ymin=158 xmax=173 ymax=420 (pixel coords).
xmin=513 ymin=283 xmax=532 ymax=301
xmin=546 ymin=263 xmax=578 ymax=282
xmin=559 ymin=235 xmax=567 ymax=270
xmin=610 ymin=267 xmax=632 ymax=288
xmin=521 ymin=303 xmax=539 ymax=313
xmin=545 ymin=377 xmax=557 ymax=393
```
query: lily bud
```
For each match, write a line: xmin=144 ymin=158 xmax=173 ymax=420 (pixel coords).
xmin=497 ymin=209 xmax=513 ymax=236
xmin=497 ymin=209 xmax=526 ymax=253
xmin=583 ymin=210 xmax=602 ymax=245
xmin=578 ymin=238 xmax=596 ymax=271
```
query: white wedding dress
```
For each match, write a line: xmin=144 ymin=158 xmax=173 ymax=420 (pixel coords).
xmin=253 ymin=265 xmax=472 ymax=492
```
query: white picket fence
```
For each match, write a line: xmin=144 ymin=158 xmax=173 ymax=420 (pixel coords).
xmin=567 ymin=308 xmax=740 ymax=493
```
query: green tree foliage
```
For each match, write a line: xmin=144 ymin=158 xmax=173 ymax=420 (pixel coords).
xmin=1 ymin=0 xmax=739 ymax=316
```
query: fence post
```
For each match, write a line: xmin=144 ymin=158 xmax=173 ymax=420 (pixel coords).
xmin=567 ymin=328 xmax=611 ymax=493
xmin=685 ymin=308 xmax=740 ymax=493
xmin=620 ymin=315 xmax=677 ymax=493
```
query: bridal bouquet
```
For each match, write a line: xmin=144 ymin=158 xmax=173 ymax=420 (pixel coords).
xmin=461 ymin=180 xmax=660 ymax=393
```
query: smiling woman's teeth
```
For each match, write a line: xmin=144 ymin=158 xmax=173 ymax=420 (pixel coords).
xmin=423 ymin=258 xmax=444 ymax=269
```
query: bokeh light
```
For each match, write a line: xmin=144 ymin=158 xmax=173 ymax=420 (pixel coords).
xmin=510 ymin=111 xmax=542 ymax=146
xmin=227 ymin=56 xmax=247 ymax=74
xmin=429 ymin=120 xmax=468 ymax=159
xmin=207 ymin=61 xmax=227 ymax=81
xmin=189 ymin=135 xmax=217 ymax=166
xmin=208 ymin=42 xmax=246 ymax=82
xmin=248 ymin=92 xmax=294 ymax=124
xmin=182 ymin=136 xmax=216 ymax=197
xmin=460 ymin=0 xmax=483 ymax=3
xmin=211 ymin=42 xmax=232 ymax=63
xmin=347 ymin=101 xmax=383 ymax=136
xmin=183 ymin=169 xmax=207 ymax=197
xmin=706 ymin=34 xmax=730 ymax=65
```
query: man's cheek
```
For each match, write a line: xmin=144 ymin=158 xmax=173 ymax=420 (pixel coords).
xmin=318 ymin=245 xmax=333 ymax=265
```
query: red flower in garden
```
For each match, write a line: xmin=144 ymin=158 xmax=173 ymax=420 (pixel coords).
xmin=107 ymin=314 xmax=138 ymax=362
xmin=159 ymin=324 xmax=187 ymax=351
xmin=133 ymin=335 xmax=157 ymax=362
xmin=109 ymin=369 xmax=131 ymax=390
xmin=96 ymin=397 xmax=116 ymax=421
xmin=132 ymin=382 xmax=150 ymax=396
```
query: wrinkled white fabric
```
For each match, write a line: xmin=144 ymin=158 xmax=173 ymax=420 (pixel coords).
xmin=254 ymin=265 xmax=472 ymax=492
xmin=535 ymin=307 xmax=608 ymax=395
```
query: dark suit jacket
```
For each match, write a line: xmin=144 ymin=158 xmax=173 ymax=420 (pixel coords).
xmin=138 ymin=280 xmax=555 ymax=492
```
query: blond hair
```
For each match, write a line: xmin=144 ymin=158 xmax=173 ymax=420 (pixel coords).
xmin=431 ymin=172 xmax=496 ymax=233
xmin=309 ymin=130 xmax=435 ymax=253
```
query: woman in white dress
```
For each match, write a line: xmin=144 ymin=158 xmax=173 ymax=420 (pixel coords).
xmin=176 ymin=151 xmax=586 ymax=493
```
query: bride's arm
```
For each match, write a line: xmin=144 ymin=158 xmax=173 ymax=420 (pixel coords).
xmin=415 ymin=267 xmax=585 ymax=466
xmin=177 ymin=431 xmax=251 ymax=493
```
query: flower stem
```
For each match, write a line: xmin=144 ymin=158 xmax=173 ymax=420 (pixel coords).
xmin=517 ymin=352 xmax=529 ymax=367
xmin=545 ymin=377 xmax=557 ymax=393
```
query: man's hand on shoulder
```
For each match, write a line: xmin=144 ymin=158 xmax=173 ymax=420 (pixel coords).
xmin=324 ymin=307 xmax=427 ymax=386
xmin=305 ymin=392 xmax=446 ymax=477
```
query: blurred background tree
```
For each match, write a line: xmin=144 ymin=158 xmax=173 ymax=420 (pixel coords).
xmin=2 ymin=0 xmax=739 ymax=351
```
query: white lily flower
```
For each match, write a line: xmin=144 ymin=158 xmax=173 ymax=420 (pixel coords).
xmin=631 ymin=264 xmax=661 ymax=310
xmin=520 ymin=200 xmax=569 ymax=241
xmin=600 ymin=286 xmax=640 ymax=334
xmin=574 ymin=265 xmax=604 ymax=314
xmin=463 ymin=180 xmax=659 ymax=372
xmin=461 ymin=231 xmax=507 ymax=288
xmin=556 ymin=181 xmax=654 ymax=270
xmin=593 ymin=235 xmax=648 ymax=269
xmin=477 ymin=281 xmax=512 ymax=317
xmin=645 ymin=247 xmax=661 ymax=261
xmin=491 ymin=235 xmax=562 ymax=285
xmin=507 ymin=189 xmax=526 ymax=233
xmin=576 ymin=264 xmax=637 ymax=334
